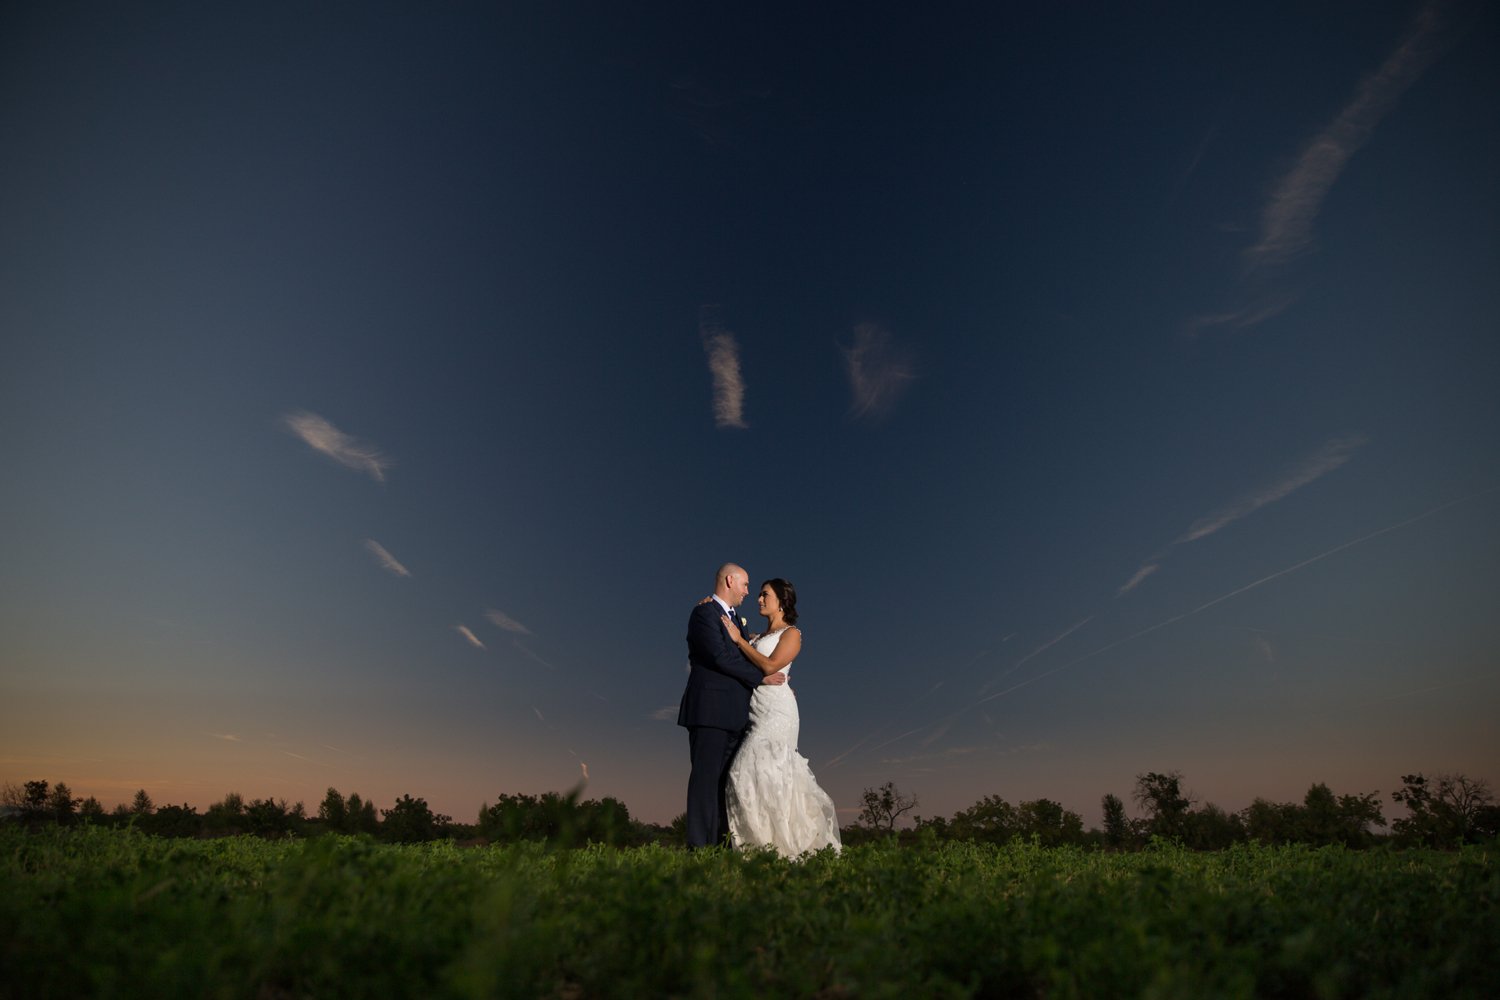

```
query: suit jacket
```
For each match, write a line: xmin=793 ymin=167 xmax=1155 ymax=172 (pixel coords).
xmin=676 ymin=601 xmax=766 ymax=731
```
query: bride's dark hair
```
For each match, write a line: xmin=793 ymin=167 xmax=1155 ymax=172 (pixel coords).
xmin=761 ymin=578 xmax=798 ymax=625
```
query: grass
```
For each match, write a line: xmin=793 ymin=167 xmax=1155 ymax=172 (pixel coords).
xmin=2 ymin=826 xmax=1496 ymax=998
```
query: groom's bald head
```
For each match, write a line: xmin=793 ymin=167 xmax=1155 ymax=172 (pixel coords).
xmin=714 ymin=563 xmax=749 ymax=605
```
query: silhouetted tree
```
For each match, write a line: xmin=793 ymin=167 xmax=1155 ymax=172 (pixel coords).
xmin=1181 ymin=803 xmax=1244 ymax=850
xmin=0 ymin=782 xmax=26 ymax=812
xmin=857 ymin=782 xmax=918 ymax=833
xmin=946 ymin=795 xmax=1015 ymax=843
xmin=1242 ymin=798 xmax=1300 ymax=845
xmin=381 ymin=794 xmax=450 ymax=843
xmin=144 ymin=804 xmax=203 ymax=838
xmin=1015 ymin=798 xmax=1086 ymax=847
xmin=79 ymin=796 xmax=105 ymax=821
xmin=344 ymin=793 xmax=380 ymax=835
xmin=130 ymin=789 xmax=155 ymax=816
xmin=1134 ymin=771 xmax=1192 ymax=841
xmin=47 ymin=783 xmax=79 ymax=824
xmin=319 ymin=787 xmax=348 ymax=832
xmin=25 ymin=780 xmax=51 ymax=815
xmin=1392 ymin=773 xmax=1494 ymax=847
xmin=244 ymin=798 xmax=296 ymax=837
xmin=1101 ymin=794 xmax=1130 ymax=848
xmin=204 ymin=792 xmax=246 ymax=835
xmin=477 ymin=789 xmax=634 ymax=847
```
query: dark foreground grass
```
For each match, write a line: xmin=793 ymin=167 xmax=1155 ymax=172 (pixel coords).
xmin=2 ymin=826 xmax=1496 ymax=998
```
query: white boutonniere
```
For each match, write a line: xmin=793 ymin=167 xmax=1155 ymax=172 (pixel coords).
xmin=738 ymin=616 xmax=748 ymax=630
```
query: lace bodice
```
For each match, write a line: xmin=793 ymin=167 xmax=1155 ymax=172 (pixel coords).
xmin=751 ymin=627 xmax=794 ymax=678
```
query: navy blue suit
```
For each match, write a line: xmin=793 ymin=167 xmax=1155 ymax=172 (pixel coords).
xmin=678 ymin=600 xmax=765 ymax=847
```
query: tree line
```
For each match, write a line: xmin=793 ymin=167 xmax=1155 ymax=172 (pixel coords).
xmin=4 ymin=769 xmax=1495 ymax=850
xmin=850 ymin=770 xmax=1498 ymax=851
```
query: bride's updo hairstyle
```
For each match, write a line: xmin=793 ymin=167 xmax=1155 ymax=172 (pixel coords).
xmin=762 ymin=578 xmax=798 ymax=625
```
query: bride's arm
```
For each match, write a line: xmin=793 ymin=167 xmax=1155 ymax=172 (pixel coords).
xmin=722 ymin=617 xmax=800 ymax=674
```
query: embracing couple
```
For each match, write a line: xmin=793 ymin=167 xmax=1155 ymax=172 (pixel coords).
xmin=676 ymin=562 xmax=841 ymax=856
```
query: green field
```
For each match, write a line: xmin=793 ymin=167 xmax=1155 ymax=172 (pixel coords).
xmin=3 ymin=826 xmax=1496 ymax=998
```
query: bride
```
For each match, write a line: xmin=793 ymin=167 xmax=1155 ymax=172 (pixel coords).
xmin=718 ymin=578 xmax=842 ymax=856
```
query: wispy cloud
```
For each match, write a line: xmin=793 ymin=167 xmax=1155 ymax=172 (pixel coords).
xmin=455 ymin=625 xmax=486 ymax=650
xmin=364 ymin=539 xmax=411 ymax=577
xmin=206 ymin=733 xmax=240 ymax=742
xmin=1179 ymin=435 xmax=1366 ymax=543
xmin=1246 ymin=2 xmax=1450 ymax=270
xmin=485 ymin=609 xmax=531 ymax=634
xmin=532 ymin=706 xmax=546 ymax=722
xmin=283 ymin=411 xmax=391 ymax=482
xmin=701 ymin=310 xmax=747 ymax=429
xmin=1118 ymin=435 xmax=1365 ymax=595
xmin=843 ymin=323 xmax=915 ymax=420
xmin=650 ymin=705 xmax=679 ymax=721
xmin=1253 ymin=632 xmax=1277 ymax=665
xmin=1117 ymin=563 xmax=1159 ymax=596
xmin=1191 ymin=0 xmax=1456 ymax=331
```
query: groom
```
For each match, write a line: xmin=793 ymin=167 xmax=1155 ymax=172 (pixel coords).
xmin=677 ymin=561 xmax=786 ymax=848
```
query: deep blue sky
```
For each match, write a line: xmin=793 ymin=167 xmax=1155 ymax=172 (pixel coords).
xmin=3 ymin=1 xmax=1497 ymax=826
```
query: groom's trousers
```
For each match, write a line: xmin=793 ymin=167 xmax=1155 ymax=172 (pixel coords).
xmin=685 ymin=725 xmax=744 ymax=848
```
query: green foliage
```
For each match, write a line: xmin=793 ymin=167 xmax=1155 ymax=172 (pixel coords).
xmin=1 ymin=827 xmax=1496 ymax=998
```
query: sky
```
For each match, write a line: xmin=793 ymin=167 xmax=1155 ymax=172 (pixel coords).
xmin=3 ymin=1 xmax=1497 ymax=829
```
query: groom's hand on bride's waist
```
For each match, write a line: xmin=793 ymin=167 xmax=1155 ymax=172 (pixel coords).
xmin=762 ymin=673 xmax=788 ymax=686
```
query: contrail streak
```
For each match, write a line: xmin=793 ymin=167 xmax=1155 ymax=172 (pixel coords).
xmin=982 ymin=617 xmax=1094 ymax=693
xmin=980 ymin=489 xmax=1496 ymax=706
xmin=1189 ymin=491 xmax=1486 ymax=615
xmin=823 ymin=679 xmax=951 ymax=768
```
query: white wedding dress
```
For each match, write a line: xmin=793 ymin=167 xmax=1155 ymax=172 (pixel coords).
xmin=725 ymin=628 xmax=842 ymax=856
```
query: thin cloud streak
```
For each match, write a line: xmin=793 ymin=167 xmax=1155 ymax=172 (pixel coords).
xmin=364 ymin=539 xmax=411 ymax=577
xmin=1245 ymin=0 xmax=1451 ymax=269
xmin=455 ymin=625 xmax=486 ymax=650
xmin=701 ymin=311 xmax=747 ymax=429
xmin=1190 ymin=0 xmax=1456 ymax=332
xmin=1189 ymin=489 xmax=1490 ymax=617
xmin=1180 ymin=435 xmax=1366 ymax=543
xmin=843 ymin=323 xmax=915 ymax=421
xmin=485 ymin=609 xmax=532 ymax=634
xmin=1118 ymin=564 xmax=1159 ymax=596
xmin=283 ymin=411 xmax=391 ymax=482
xmin=991 ymin=488 xmax=1496 ymax=707
xmin=1118 ymin=435 xmax=1365 ymax=595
